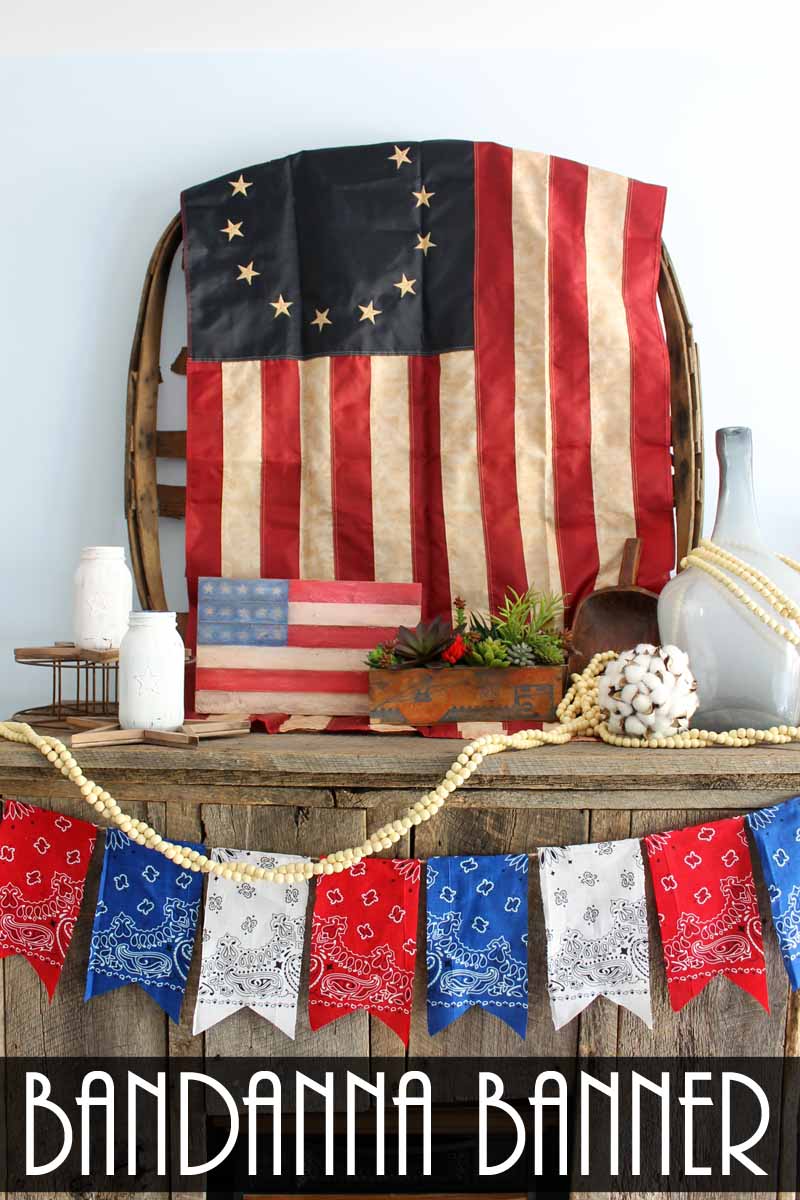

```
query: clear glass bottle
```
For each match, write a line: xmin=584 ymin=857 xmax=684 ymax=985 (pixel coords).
xmin=658 ymin=426 xmax=800 ymax=731
xmin=118 ymin=611 xmax=185 ymax=730
xmin=73 ymin=546 xmax=133 ymax=651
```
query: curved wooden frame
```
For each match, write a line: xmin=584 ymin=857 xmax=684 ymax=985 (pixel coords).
xmin=126 ymin=216 xmax=704 ymax=619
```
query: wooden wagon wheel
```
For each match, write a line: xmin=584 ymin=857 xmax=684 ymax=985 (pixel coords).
xmin=126 ymin=215 xmax=704 ymax=627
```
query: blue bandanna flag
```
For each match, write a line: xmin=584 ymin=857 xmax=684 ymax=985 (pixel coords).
xmin=85 ymin=831 xmax=205 ymax=1021
xmin=426 ymin=854 xmax=528 ymax=1036
xmin=748 ymin=798 xmax=800 ymax=989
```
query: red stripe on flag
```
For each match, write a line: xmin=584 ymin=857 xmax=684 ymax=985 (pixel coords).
xmin=548 ymin=157 xmax=600 ymax=616
xmin=186 ymin=361 xmax=223 ymax=587
xmin=623 ymin=180 xmax=673 ymax=592
xmin=261 ymin=360 xmax=301 ymax=577
xmin=409 ymin=356 xmax=451 ymax=620
xmin=474 ymin=142 xmax=528 ymax=610
xmin=286 ymin=625 xmax=407 ymax=649
xmin=196 ymin=668 xmax=369 ymax=694
xmin=286 ymin=580 xmax=421 ymax=605
xmin=330 ymin=356 xmax=375 ymax=581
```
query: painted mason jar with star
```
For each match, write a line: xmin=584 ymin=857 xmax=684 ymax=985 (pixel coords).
xmin=118 ymin=611 xmax=185 ymax=730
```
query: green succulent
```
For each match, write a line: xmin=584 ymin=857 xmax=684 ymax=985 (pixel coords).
xmin=366 ymin=644 xmax=398 ymax=669
xmin=507 ymin=642 xmax=537 ymax=667
xmin=526 ymin=630 xmax=566 ymax=666
xmin=394 ymin=616 xmax=454 ymax=667
xmin=466 ymin=636 xmax=510 ymax=668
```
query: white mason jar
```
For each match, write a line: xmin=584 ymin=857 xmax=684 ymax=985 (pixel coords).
xmin=118 ymin=611 xmax=185 ymax=730
xmin=73 ymin=546 xmax=134 ymax=651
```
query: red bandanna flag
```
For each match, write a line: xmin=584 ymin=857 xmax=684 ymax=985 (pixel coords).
xmin=645 ymin=816 xmax=768 ymax=1012
xmin=0 ymin=801 xmax=96 ymax=998
xmin=308 ymin=858 xmax=421 ymax=1043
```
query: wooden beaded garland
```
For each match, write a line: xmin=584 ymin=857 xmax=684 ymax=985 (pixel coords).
xmin=3 ymin=549 xmax=800 ymax=883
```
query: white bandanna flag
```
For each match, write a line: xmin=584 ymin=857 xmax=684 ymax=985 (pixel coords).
xmin=193 ymin=848 xmax=309 ymax=1037
xmin=538 ymin=837 xmax=652 ymax=1030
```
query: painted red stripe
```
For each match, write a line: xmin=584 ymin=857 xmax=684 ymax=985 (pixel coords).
xmin=286 ymin=625 xmax=406 ymax=649
xmin=474 ymin=142 xmax=528 ymax=610
xmin=261 ymin=360 xmax=301 ymax=577
xmin=548 ymin=157 xmax=600 ymax=617
xmin=286 ymin=580 xmax=422 ymax=605
xmin=196 ymin=668 xmax=369 ymax=694
xmin=330 ymin=356 xmax=375 ymax=581
xmin=185 ymin=359 xmax=223 ymax=672
xmin=623 ymin=179 xmax=674 ymax=592
xmin=409 ymin=356 xmax=451 ymax=620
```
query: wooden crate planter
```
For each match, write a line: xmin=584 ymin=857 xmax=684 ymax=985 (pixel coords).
xmin=368 ymin=665 xmax=565 ymax=726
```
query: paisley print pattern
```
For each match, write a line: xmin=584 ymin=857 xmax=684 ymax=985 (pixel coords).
xmin=194 ymin=848 xmax=308 ymax=1037
xmin=85 ymin=831 xmax=205 ymax=1022
xmin=539 ymin=837 xmax=652 ymax=1029
xmin=646 ymin=815 xmax=768 ymax=1012
xmin=308 ymin=858 xmax=421 ymax=1044
xmin=0 ymin=801 xmax=96 ymax=997
xmin=426 ymin=855 xmax=528 ymax=1036
xmin=748 ymin=796 xmax=800 ymax=988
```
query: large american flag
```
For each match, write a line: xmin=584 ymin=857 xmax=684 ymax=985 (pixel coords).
xmin=181 ymin=140 xmax=673 ymax=729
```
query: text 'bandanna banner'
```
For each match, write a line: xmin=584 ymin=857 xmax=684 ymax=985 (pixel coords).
xmin=645 ymin=816 xmax=768 ymax=1012
xmin=539 ymin=838 xmax=651 ymax=1030
xmin=309 ymin=858 xmax=421 ymax=1044
xmin=748 ymin=798 xmax=800 ymax=989
xmin=85 ymin=831 xmax=205 ymax=1022
xmin=194 ymin=848 xmax=309 ymax=1036
xmin=182 ymin=141 xmax=673 ymax=634
xmin=0 ymin=801 xmax=96 ymax=998
xmin=426 ymin=854 xmax=528 ymax=1036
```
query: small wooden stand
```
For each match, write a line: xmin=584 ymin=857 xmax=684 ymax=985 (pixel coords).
xmin=66 ymin=715 xmax=250 ymax=749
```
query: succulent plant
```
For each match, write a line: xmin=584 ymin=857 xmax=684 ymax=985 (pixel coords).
xmin=394 ymin=616 xmax=455 ymax=667
xmin=366 ymin=643 xmax=398 ymax=668
xmin=466 ymin=636 xmax=510 ymax=668
xmin=507 ymin=642 xmax=536 ymax=667
xmin=525 ymin=630 xmax=566 ymax=666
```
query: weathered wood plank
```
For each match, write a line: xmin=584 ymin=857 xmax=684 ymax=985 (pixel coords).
xmin=336 ymin=786 xmax=797 ymax=812
xmin=408 ymin=806 xmax=589 ymax=1072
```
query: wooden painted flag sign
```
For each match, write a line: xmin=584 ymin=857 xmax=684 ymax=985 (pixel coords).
xmin=195 ymin=577 xmax=421 ymax=715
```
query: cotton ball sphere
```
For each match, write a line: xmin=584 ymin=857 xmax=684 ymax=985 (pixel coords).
xmin=598 ymin=643 xmax=699 ymax=739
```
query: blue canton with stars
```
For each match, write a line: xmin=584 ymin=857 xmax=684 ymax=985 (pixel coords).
xmin=198 ymin=577 xmax=290 ymax=645
xmin=85 ymin=830 xmax=205 ymax=1022
xmin=748 ymin=798 xmax=800 ymax=989
xmin=426 ymin=854 xmax=528 ymax=1037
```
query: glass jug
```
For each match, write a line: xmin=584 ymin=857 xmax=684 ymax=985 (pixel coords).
xmin=658 ymin=427 xmax=800 ymax=731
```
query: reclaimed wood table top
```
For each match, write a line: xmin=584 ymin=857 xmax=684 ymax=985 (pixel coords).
xmin=2 ymin=733 xmax=800 ymax=809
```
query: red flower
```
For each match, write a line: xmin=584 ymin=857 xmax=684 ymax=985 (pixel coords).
xmin=442 ymin=634 xmax=466 ymax=664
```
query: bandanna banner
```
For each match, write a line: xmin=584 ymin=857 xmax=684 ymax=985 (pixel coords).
xmin=309 ymin=858 xmax=421 ymax=1044
xmin=539 ymin=838 xmax=652 ymax=1030
xmin=85 ymin=830 xmax=205 ymax=1022
xmin=194 ymin=848 xmax=309 ymax=1036
xmin=645 ymin=816 xmax=768 ymax=1012
xmin=426 ymin=854 xmax=528 ymax=1036
xmin=0 ymin=801 xmax=96 ymax=998
xmin=748 ymin=797 xmax=800 ymax=989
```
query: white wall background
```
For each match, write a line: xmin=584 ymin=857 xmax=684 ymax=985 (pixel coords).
xmin=1 ymin=26 xmax=798 ymax=716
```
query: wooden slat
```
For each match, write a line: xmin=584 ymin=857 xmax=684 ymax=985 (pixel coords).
xmin=156 ymin=482 xmax=186 ymax=518
xmin=156 ymin=429 xmax=186 ymax=458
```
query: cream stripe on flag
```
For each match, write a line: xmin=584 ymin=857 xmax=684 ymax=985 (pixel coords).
xmin=299 ymin=358 xmax=335 ymax=579
xmin=439 ymin=350 xmax=489 ymax=612
xmin=538 ymin=837 xmax=652 ymax=1030
xmin=221 ymin=361 xmax=262 ymax=577
xmin=193 ymin=848 xmax=309 ymax=1037
xmin=370 ymin=356 xmax=414 ymax=583
xmin=511 ymin=149 xmax=559 ymax=600
xmin=585 ymin=167 xmax=637 ymax=588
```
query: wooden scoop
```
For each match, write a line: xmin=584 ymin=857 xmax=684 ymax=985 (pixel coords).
xmin=567 ymin=538 xmax=660 ymax=676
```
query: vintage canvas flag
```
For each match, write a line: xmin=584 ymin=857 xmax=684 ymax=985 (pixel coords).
xmin=748 ymin=799 xmax=800 ymax=989
xmin=195 ymin=576 xmax=421 ymax=715
xmin=194 ymin=848 xmax=309 ymax=1036
xmin=426 ymin=854 xmax=529 ymax=1036
xmin=538 ymin=838 xmax=652 ymax=1029
xmin=181 ymin=140 xmax=673 ymax=636
xmin=85 ymin=830 xmax=205 ymax=1022
xmin=308 ymin=858 xmax=421 ymax=1043
xmin=645 ymin=816 xmax=768 ymax=1012
xmin=0 ymin=801 xmax=96 ymax=997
